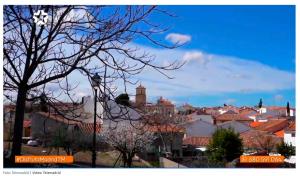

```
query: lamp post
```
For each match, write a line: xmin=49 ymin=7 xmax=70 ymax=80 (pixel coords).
xmin=91 ymin=73 xmax=101 ymax=168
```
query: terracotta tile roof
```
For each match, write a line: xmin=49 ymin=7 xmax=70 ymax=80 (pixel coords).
xmin=255 ymin=119 xmax=289 ymax=133
xmin=240 ymin=130 xmax=282 ymax=148
xmin=35 ymin=112 xmax=102 ymax=134
xmin=240 ymin=130 xmax=264 ymax=148
xmin=183 ymin=129 xmax=283 ymax=148
xmin=223 ymin=110 xmax=238 ymax=115
xmin=249 ymin=113 xmax=275 ymax=119
xmin=23 ymin=120 xmax=31 ymax=128
xmin=248 ymin=112 xmax=260 ymax=117
xmin=49 ymin=102 xmax=84 ymax=112
xmin=274 ymin=121 xmax=295 ymax=138
xmin=78 ymin=123 xmax=101 ymax=134
xmin=146 ymin=124 xmax=185 ymax=133
xmin=239 ymin=109 xmax=257 ymax=116
xmin=37 ymin=112 xmax=82 ymax=125
xmin=287 ymin=122 xmax=295 ymax=131
xmin=274 ymin=130 xmax=284 ymax=138
xmin=183 ymin=136 xmax=211 ymax=146
xmin=249 ymin=122 xmax=264 ymax=128
xmin=239 ymin=107 xmax=256 ymax=111
xmin=266 ymin=106 xmax=287 ymax=111
xmin=215 ymin=114 xmax=252 ymax=122
xmin=157 ymin=97 xmax=174 ymax=106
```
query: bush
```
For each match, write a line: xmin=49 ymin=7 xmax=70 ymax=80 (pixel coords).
xmin=207 ymin=128 xmax=243 ymax=162
xmin=276 ymin=141 xmax=295 ymax=158
xmin=115 ymin=93 xmax=130 ymax=106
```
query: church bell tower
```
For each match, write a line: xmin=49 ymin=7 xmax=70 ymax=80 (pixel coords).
xmin=135 ymin=84 xmax=146 ymax=107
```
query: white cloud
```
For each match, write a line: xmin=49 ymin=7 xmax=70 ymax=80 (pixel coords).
xmin=225 ymin=99 xmax=236 ymax=104
xmin=274 ymin=94 xmax=284 ymax=102
xmin=182 ymin=51 xmax=210 ymax=65
xmin=124 ymin=44 xmax=295 ymax=98
xmin=165 ymin=33 xmax=191 ymax=45
xmin=61 ymin=43 xmax=295 ymax=102
xmin=53 ymin=7 xmax=90 ymax=28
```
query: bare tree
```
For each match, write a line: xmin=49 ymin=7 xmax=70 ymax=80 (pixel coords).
xmin=253 ymin=132 xmax=281 ymax=154
xmin=3 ymin=5 xmax=184 ymax=164
xmin=101 ymin=122 xmax=155 ymax=167
xmin=49 ymin=126 xmax=97 ymax=156
xmin=143 ymin=114 xmax=186 ymax=157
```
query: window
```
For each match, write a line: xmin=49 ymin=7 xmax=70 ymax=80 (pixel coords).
xmin=291 ymin=133 xmax=295 ymax=137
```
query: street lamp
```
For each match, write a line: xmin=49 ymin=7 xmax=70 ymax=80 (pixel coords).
xmin=91 ymin=73 xmax=101 ymax=168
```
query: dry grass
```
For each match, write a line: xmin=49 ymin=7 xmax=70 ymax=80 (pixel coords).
xmin=4 ymin=142 xmax=149 ymax=167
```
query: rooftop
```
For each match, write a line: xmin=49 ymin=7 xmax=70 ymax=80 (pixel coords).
xmin=249 ymin=121 xmax=264 ymax=128
xmin=157 ymin=96 xmax=174 ymax=106
xmin=136 ymin=84 xmax=145 ymax=89
xmin=254 ymin=119 xmax=289 ymax=133
xmin=215 ymin=113 xmax=252 ymax=122
xmin=184 ymin=119 xmax=216 ymax=137
xmin=274 ymin=130 xmax=284 ymax=138
xmin=33 ymin=112 xmax=102 ymax=133
xmin=217 ymin=120 xmax=250 ymax=133
xmin=146 ymin=124 xmax=185 ymax=133
xmin=287 ymin=121 xmax=295 ymax=131
xmin=240 ymin=130 xmax=282 ymax=148
xmin=183 ymin=136 xmax=210 ymax=147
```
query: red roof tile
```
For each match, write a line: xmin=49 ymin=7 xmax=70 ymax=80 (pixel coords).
xmin=78 ymin=123 xmax=101 ymax=134
xmin=240 ymin=130 xmax=282 ymax=148
xmin=250 ymin=122 xmax=264 ymax=128
xmin=157 ymin=97 xmax=174 ymax=106
xmin=255 ymin=119 xmax=289 ymax=133
xmin=266 ymin=106 xmax=287 ymax=111
xmin=35 ymin=112 xmax=102 ymax=134
xmin=274 ymin=130 xmax=284 ymax=138
xmin=183 ymin=137 xmax=211 ymax=146
xmin=215 ymin=114 xmax=252 ymax=122
xmin=146 ymin=124 xmax=185 ymax=133
xmin=287 ymin=122 xmax=295 ymax=131
xmin=37 ymin=112 xmax=81 ymax=125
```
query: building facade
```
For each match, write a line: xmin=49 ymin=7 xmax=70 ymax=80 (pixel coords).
xmin=135 ymin=85 xmax=175 ymax=117
xmin=135 ymin=84 xmax=146 ymax=107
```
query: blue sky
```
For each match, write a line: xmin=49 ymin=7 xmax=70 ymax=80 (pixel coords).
xmin=3 ymin=6 xmax=295 ymax=108
xmin=52 ymin=5 xmax=295 ymax=108
xmin=130 ymin=5 xmax=295 ymax=107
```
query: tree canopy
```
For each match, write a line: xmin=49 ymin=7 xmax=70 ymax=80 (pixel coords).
xmin=207 ymin=128 xmax=243 ymax=162
xmin=258 ymin=98 xmax=263 ymax=108
xmin=115 ymin=93 xmax=130 ymax=107
xmin=276 ymin=141 xmax=295 ymax=159
xmin=4 ymin=5 xmax=184 ymax=163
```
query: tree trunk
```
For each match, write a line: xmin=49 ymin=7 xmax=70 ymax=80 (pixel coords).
xmin=127 ymin=156 xmax=133 ymax=168
xmin=65 ymin=147 xmax=71 ymax=155
xmin=122 ymin=154 xmax=127 ymax=167
xmin=10 ymin=86 xmax=27 ymax=165
xmin=127 ymin=153 xmax=135 ymax=168
xmin=159 ymin=133 xmax=167 ymax=153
